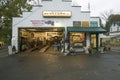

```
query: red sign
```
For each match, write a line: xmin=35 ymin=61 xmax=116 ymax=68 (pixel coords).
xmin=30 ymin=20 xmax=54 ymax=26
xmin=30 ymin=20 xmax=44 ymax=26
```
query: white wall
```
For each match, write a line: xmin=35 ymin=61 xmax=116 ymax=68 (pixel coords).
xmin=110 ymin=24 xmax=119 ymax=32
xmin=86 ymin=33 xmax=90 ymax=47
xmin=13 ymin=0 xmax=90 ymax=27
xmin=109 ymin=24 xmax=120 ymax=36
xmin=12 ymin=0 xmax=98 ymax=52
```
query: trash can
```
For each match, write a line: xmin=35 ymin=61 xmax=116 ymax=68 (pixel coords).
xmin=100 ymin=47 xmax=104 ymax=53
xmin=8 ymin=45 xmax=12 ymax=55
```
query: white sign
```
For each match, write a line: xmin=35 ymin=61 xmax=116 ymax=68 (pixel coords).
xmin=43 ymin=11 xmax=71 ymax=18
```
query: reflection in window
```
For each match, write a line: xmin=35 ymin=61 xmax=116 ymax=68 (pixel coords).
xmin=70 ymin=32 xmax=85 ymax=46
xmin=90 ymin=21 xmax=98 ymax=27
xmin=91 ymin=34 xmax=96 ymax=48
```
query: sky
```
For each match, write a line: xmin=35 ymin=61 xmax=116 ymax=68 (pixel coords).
xmin=29 ymin=0 xmax=120 ymax=17
xmin=73 ymin=0 xmax=120 ymax=16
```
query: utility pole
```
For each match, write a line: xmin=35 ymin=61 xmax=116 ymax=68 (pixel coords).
xmin=88 ymin=3 xmax=90 ymax=11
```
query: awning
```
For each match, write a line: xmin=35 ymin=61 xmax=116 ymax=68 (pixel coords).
xmin=67 ymin=27 xmax=107 ymax=33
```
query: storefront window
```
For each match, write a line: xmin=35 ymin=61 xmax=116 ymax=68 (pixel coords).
xmin=91 ymin=34 xmax=96 ymax=48
xmin=70 ymin=32 xmax=85 ymax=46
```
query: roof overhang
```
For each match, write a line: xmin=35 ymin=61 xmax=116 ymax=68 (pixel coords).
xmin=67 ymin=27 xmax=107 ymax=33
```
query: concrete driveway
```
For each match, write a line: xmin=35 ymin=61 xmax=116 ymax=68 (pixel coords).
xmin=0 ymin=51 xmax=120 ymax=80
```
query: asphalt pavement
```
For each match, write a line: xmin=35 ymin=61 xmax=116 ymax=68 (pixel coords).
xmin=0 ymin=46 xmax=8 ymax=57
xmin=0 ymin=49 xmax=120 ymax=80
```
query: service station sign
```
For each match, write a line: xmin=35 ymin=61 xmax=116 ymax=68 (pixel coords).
xmin=43 ymin=11 xmax=71 ymax=18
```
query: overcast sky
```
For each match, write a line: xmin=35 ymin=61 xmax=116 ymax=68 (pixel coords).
xmin=73 ymin=0 xmax=120 ymax=16
xmin=31 ymin=0 xmax=120 ymax=17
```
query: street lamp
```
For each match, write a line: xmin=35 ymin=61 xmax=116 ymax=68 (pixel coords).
xmin=0 ymin=16 xmax=5 ymax=28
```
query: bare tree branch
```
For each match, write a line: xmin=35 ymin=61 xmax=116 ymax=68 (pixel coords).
xmin=100 ymin=9 xmax=113 ymax=22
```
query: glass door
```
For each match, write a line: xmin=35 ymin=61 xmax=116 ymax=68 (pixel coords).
xmin=90 ymin=34 xmax=97 ymax=48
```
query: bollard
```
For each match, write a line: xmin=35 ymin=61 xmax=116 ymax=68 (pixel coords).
xmin=8 ymin=45 xmax=12 ymax=55
xmin=100 ymin=47 xmax=104 ymax=53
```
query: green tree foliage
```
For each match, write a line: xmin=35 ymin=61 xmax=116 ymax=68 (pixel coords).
xmin=0 ymin=0 xmax=32 ymax=43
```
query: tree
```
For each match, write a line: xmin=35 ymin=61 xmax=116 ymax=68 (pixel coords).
xmin=0 ymin=0 xmax=32 ymax=43
xmin=100 ymin=10 xmax=114 ymax=35
xmin=100 ymin=9 xmax=113 ymax=23
xmin=106 ymin=14 xmax=120 ymax=32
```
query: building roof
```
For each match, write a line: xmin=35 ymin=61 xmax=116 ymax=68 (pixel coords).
xmin=109 ymin=14 xmax=120 ymax=21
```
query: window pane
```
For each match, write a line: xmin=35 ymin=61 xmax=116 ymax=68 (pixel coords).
xmin=82 ymin=21 xmax=89 ymax=27
xmin=91 ymin=34 xmax=96 ymax=48
xmin=70 ymin=32 xmax=85 ymax=46
xmin=90 ymin=21 xmax=98 ymax=27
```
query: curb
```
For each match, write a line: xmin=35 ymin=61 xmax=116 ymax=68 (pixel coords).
xmin=111 ymin=50 xmax=120 ymax=53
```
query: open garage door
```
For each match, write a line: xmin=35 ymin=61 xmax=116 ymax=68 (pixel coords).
xmin=18 ymin=27 xmax=65 ymax=53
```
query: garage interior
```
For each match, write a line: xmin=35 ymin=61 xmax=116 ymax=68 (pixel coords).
xmin=18 ymin=27 xmax=65 ymax=53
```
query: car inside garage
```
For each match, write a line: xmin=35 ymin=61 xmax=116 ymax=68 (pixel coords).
xmin=18 ymin=27 xmax=65 ymax=53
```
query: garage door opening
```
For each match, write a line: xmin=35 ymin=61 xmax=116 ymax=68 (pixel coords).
xmin=18 ymin=27 xmax=65 ymax=53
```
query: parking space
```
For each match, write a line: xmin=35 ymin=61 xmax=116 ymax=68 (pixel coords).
xmin=0 ymin=50 xmax=120 ymax=80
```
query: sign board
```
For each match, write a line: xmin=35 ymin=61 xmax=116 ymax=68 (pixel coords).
xmin=30 ymin=20 xmax=54 ymax=26
xmin=43 ymin=11 xmax=71 ymax=18
xmin=82 ymin=21 xmax=89 ymax=27
xmin=73 ymin=21 xmax=81 ymax=27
